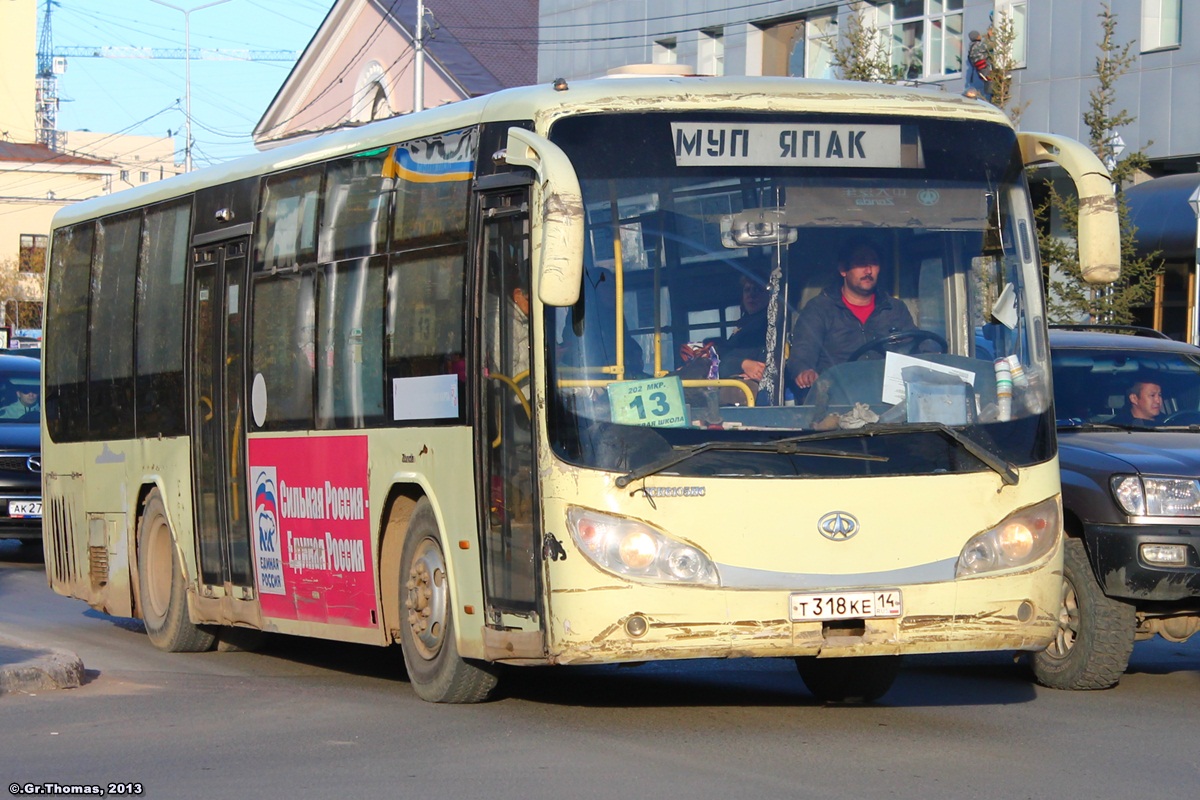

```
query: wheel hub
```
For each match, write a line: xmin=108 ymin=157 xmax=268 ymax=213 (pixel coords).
xmin=405 ymin=538 xmax=448 ymax=660
xmin=1046 ymin=575 xmax=1081 ymax=660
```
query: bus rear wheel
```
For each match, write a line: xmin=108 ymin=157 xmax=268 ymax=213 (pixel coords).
xmin=137 ymin=489 xmax=215 ymax=653
xmin=398 ymin=499 xmax=498 ymax=703
xmin=795 ymin=655 xmax=900 ymax=703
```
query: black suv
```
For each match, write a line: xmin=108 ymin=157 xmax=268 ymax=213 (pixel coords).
xmin=1034 ymin=329 xmax=1200 ymax=689
xmin=0 ymin=353 xmax=42 ymax=545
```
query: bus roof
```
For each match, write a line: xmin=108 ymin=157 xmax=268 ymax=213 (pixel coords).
xmin=50 ymin=74 xmax=1013 ymax=230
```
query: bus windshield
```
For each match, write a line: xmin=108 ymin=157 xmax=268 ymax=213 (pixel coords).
xmin=546 ymin=112 xmax=1051 ymax=480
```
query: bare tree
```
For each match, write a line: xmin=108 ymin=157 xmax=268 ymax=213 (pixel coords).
xmin=830 ymin=3 xmax=895 ymax=84
xmin=0 ymin=258 xmax=45 ymax=331
xmin=986 ymin=10 xmax=1027 ymax=123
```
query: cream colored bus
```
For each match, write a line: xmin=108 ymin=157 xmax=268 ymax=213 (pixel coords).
xmin=42 ymin=74 xmax=1118 ymax=703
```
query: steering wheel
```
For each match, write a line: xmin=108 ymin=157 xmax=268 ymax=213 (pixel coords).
xmin=1160 ymin=409 xmax=1200 ymax=426
xmin=847 ymin=329 xmax=948 ymax=362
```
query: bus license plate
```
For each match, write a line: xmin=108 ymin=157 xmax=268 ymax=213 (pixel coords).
xmin=9 ymin=500 xmax=41 ymax=518
xmin=789 ymin=590 xmax=902 ymax=621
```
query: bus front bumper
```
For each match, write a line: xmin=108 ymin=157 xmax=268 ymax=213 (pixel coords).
xmin=543 ymin=567 xmax=1061 ymax=665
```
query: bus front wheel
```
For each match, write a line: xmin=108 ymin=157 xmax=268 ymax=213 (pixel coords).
xmin=795 ymin=655 xmax=900 ymax=703
xmin=137 ymin=489 xmax=215 ymax=653
xmin=398 ymin=499 xmax=498 ymax=703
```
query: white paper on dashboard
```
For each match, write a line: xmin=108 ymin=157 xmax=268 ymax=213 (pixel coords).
xmin=882 ymin=352 xmax=978 ymax=405
xmin=992 ymin=282 xmax=1018 ymax=329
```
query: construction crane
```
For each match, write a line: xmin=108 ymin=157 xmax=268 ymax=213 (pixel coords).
xmin=53 ymin=45 xmax=297 ymax=61
xmin=34 ymin=1 xmax=297 ymax=153
xmin=35 ymin=0 xmax=65 ymax=150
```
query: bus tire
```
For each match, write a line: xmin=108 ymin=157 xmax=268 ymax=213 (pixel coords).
xmin=1031 ymin=537 xmax=1135 ymax=690
xmin=795 ymin=655 xmax=900 ymax=703
xmin=137 ymin=489 xmax=215 ymax=653
xmin=398 ymin=499 xmax=498 ymax=703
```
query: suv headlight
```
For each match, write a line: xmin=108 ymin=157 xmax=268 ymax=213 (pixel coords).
xmin=565 ymin=507 xmax=718 ymax=585
xmin=956 ymin=496 xmax=1061 ymax=577
xmin=1111 ymin=475 xmax=1200 ymax=517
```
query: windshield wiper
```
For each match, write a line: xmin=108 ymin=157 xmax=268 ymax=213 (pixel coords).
xmin=615 ymin=440 xmax=887 ymax=488
xmin=924 ymin=422 xmax=1019 ymax=485
xmin=774 ymin=422 xmax=1019 ymax=486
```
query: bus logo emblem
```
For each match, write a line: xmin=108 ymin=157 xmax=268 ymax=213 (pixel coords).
xmin=817 ymin=511 xmax=859 ymax=541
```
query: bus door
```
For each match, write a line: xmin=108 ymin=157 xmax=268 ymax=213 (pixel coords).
xmin=477 ymin=185 xmax=541 ymax=619
xmin=190 ymin=236 xmax=253 ymax=593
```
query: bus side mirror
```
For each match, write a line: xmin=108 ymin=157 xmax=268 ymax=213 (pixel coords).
xmin=1018 ymin=131 xmax=1120 ymax=285
xmin=505 ymin=128 xmax=584 ymax=307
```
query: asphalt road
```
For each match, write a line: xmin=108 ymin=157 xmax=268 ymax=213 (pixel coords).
xmin=2 ymin=540 xmax=1199 ymax=800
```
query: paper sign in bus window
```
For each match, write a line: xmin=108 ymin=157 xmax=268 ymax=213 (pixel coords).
xmin=608 ymin=376 xmax=690 ymax=428
xmin=392 ymin=373 xmax=459 ymax=420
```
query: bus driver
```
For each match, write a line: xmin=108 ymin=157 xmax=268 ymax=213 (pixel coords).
xmin=786 ymin=238 xmax=916 ymax=391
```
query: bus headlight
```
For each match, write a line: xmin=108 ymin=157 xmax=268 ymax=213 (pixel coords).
xmin=956 ymin=497 xmax=1061 ymax=577
xmin=566 ymin=507 xmax=718 ymax=585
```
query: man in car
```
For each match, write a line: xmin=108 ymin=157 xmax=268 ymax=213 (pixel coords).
xmin=0 ymin=385 xmax=38 ymax=419
xmin=787 ymin=237 xmax=917 ymax=390
xmin=1114 ymin=378 xmax=1163 ymax=427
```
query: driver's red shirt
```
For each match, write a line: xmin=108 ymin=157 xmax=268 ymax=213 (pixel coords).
xmin=844 ymin=294 xmax=875 ymax=326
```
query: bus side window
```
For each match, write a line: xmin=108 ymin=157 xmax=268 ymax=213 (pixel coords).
xmin=255 ymin=167 xmax=321 ymax=272
xmin=320 ymin=155 xmax=389 ymax=263
xmin=90 ymin=211 xmax=140 ymax=440
xmin=385 ymin=248 xmax=467 ymax=424
xmin=314 ymin=152 xmax=390 ymax=430
xmin=316 ymin=258 xmax=387 ymax=429
xmin=45 ymin=223 xmax=94 ymax=443
xmin=136 ymin=199 xmax=190 ymax=437
xmin=251 ymin=272 xmax=315 ymax=430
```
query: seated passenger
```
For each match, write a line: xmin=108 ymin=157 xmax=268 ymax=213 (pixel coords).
xmin=694 ymin=273 xmax=772 ymax=405
xmin=786 ymin=237 xmax=917 ymax=390
xmin=714 ymin=275 xmax=769 ymax=386
xmin=1112 ymin=378 xmax=1162 ymax=427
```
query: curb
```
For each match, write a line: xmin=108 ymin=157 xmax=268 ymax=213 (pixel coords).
xmin=0 ymin=635 xmax=85 ymax=695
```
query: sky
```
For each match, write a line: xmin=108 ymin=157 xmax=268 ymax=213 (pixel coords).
xmin=49 ymin=0 xmax=334 ymax=166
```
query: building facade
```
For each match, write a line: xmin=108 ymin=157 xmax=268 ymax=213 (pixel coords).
xmin=0 ymin=0 xmax=180 ymax=327
xmin=538 ymin=0 xmax=1197 ymax=175
xmin=537 ymin=0 xmax=1200 ymax=338
xmin=254 ymin=0 xmax=538 ymax=148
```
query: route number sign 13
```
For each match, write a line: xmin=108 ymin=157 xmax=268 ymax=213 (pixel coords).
xmin=607 ymin=376 xmax=690 ymax=428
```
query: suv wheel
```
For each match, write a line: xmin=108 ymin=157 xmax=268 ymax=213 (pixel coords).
xmin=1032 ymin=538 xmax=1135 ymax=690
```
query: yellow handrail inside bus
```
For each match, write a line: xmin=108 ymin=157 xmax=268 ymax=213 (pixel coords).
xmin=609 ymin=186 xmax=626 ymax=381
xmin=489 ymin=371 xmax=532 ymax=448
xmin=229 ymin=407 xmax=242 ymax=523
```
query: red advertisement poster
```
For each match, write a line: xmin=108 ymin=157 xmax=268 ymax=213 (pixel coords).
xmin=248 ymin=436 xmax=378 ymax=629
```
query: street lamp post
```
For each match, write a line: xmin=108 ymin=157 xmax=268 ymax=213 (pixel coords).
xmin=414 ymin=0 xmax=426 ymax=113
xmin=1188 ymin=184 xmax=1200 ymax=345
xmin=150 ymin=0 xmax=231 ymax=173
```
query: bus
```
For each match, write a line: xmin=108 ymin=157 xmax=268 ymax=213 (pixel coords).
xmin=42 ymin=72 xmax=1119 ymax=703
